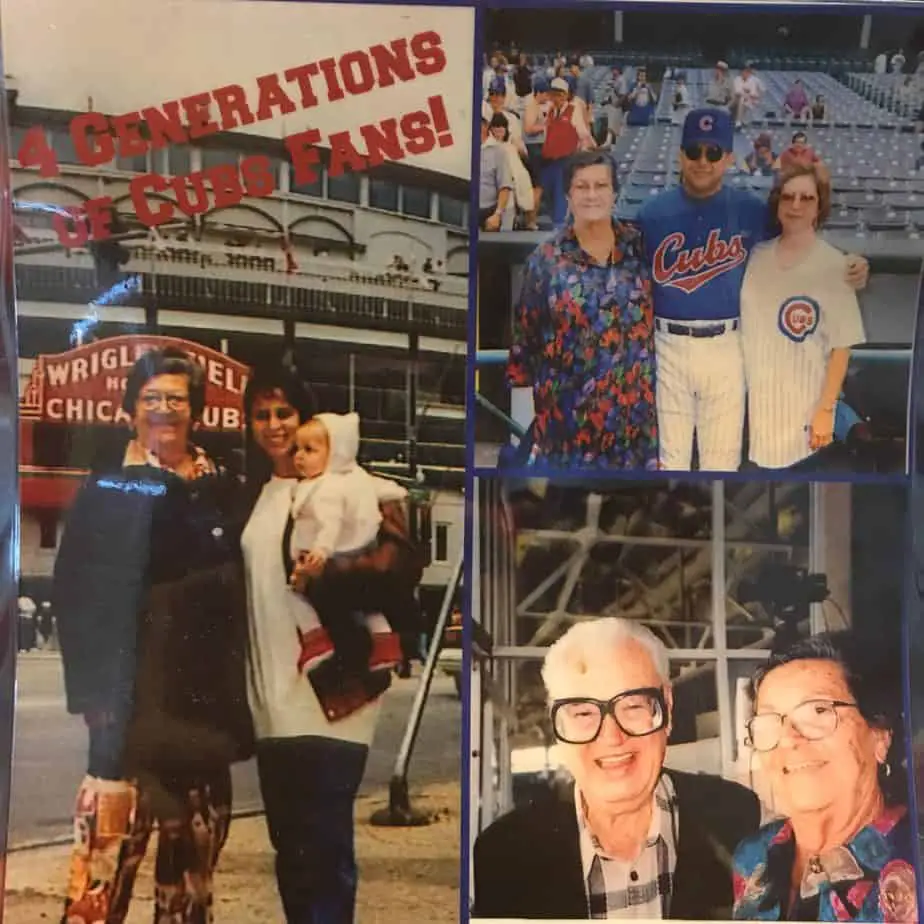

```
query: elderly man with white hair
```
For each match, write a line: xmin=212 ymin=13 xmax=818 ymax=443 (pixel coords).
xmin=472 ymin=618 xmax=761 ymax=920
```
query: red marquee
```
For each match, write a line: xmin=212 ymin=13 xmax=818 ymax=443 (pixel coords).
xmin=20 ymin=335 xmax=250 ymax=432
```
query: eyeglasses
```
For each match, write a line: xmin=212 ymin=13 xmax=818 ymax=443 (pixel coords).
xmin=139 ymin=391 xmax=190 ymax=411
xmin=682 ymin=143 xmax=725 ymax=163
xmin=550 ymin=687 xmax=667 ymax=744
xmin=780 ymin=191 xmax=818 ymax=205
xmin=745 ymin=699 xmax=858 ymax=753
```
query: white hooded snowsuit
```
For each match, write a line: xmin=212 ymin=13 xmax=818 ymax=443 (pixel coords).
xmin=290 ymin=412 xmax=406 ymax=637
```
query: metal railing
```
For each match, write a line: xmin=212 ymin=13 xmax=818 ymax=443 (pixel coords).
xmin=370 ymin=550 xmax=464 ymax=826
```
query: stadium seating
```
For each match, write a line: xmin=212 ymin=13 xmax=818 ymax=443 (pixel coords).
xmin=847 ymin=71 xmax=924 ymax=119
xmin=519 ymin=60 xmax=922 ymax=242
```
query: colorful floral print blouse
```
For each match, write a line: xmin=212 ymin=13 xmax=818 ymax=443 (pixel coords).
xmin=505 ymin=219 xmax=658 ymax=470
xmin=732 ymin=804 xmax=917 ymax=922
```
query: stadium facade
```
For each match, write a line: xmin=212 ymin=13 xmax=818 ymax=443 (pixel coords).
xmin=10 ymin=93 xmax=468 ymax=612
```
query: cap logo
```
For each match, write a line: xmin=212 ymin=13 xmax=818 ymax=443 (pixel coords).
xmin=699 ymin=114 xmax=714 ymax=133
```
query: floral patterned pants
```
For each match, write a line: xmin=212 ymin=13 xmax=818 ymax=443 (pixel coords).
xmin=61 ymin=769 xmax=231 ymax=924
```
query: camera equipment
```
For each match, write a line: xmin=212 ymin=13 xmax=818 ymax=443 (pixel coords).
xmin=738 ymin=561 xmax=829 ymax=650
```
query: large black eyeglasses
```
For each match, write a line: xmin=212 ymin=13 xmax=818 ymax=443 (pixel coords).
xmin=550 ymin=687 xmax=667 ymax=745
xmin=745 ymin=699 xmax=859 ymax=753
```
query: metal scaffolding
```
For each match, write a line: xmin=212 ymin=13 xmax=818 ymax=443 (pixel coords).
xmin=470 ymin=478 xmax=837 ymax=845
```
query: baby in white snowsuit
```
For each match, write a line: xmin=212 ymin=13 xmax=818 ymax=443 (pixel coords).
xmin=290 ymin=411 xmax=406 ymax=672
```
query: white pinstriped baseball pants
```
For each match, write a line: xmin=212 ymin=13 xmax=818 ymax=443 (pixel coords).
xmin=655 ymin=324 xmax=746 ymax=472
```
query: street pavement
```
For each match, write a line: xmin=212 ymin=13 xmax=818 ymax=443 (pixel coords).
xmin=8 ymin=651 xmax=463 ymax=848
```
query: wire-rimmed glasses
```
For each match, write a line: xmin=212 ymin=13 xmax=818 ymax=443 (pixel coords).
xmin=139 ymin=391 xmax=190 ymax=411
xmin=550 ymin=687 xmax=667 ymax=745
xmin=745 ymin=699 xmax=858 ymax=753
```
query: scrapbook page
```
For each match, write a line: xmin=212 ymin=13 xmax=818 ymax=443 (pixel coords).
xmin=2 ymin=1 xmax=924 ymax=923
xmin=1 ymin=0 xmax=471 ymax=921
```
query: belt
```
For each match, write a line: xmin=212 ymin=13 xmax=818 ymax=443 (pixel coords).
xmin=655 ymin=319 xmax=739 ymax=338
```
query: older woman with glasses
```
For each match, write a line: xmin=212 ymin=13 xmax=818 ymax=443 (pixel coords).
xmin=734 ymin=631 xmax=916 ymax=923
xmin=506 ymin=150 xmax=658 ymax=472
xmin=739 ymin=163 xmax=866 ymax=471
xmin=473 ymin=617 xmax=760 ymax=920
xmin=52 ymin=347 xmax=253 ymax=922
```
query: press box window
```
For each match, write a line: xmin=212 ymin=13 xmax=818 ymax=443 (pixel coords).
xmin=369 ymin=178 xmax=399 ymax=212
xmin=402 ymin=186 xmax=431 ymax=219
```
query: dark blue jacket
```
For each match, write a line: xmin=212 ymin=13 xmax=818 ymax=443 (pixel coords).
xmin=53 ymin=461 xmax=253 ymax=776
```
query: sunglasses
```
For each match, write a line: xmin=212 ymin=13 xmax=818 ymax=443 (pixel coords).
xmin=682 ymin=143 xmax=725 ymax=163
xmin=780 ymin=191 xmax=818 ymax=204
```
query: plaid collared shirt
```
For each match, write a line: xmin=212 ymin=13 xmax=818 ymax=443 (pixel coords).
xmin=576 ymin=773 xmax=679 ymax=920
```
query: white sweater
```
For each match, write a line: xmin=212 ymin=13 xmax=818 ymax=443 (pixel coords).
xmin=241 ymin=476 xmax=380 ymax=745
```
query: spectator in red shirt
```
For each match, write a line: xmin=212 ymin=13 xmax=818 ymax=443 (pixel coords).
xmin=776 ymin=131 xmax=824 ymax=174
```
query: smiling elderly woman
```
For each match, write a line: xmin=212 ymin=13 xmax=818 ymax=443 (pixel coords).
xmin=506 ymin=151 xmax=658 ymax=472
xmin=52 ymin=347 xmax=252 ymax=923
xmin=472 ymin=617 xmax=760 ymax=920
xmin=733 ymin=631 xmax=917 ymax=923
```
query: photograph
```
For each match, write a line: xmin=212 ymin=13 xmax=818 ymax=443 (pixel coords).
xmin=2 ymin=0 xmax=471 ymax=921
xmin=474 ymin=6 xmax=922 ymax=477
xmin=467 ymin=476 xmax=916 ymax=922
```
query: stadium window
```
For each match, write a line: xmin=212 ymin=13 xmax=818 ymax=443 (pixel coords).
xmin=167 ymin=145 xmax=192 ymax=177
xmin=434 ymin=523 xmax=449 ymax=563
xmin=369 ymin=178 xmax=399 ymax=212
xmin=438 ymin=196 xmax=466 ymax=227
xmin=50 ymin=129 xmax=81 ymax=166
xmin=401 ymin=185 xmax=431 ymax=219
xmin=9 ymin=126 xmax=28 ymax=162
xmin=199 ymin=147 xmax=239 ymax=171
xmin=327 ymin=171 xmax=361 ymax=204
xmin=115 ymin=151 xmax=149 ymax=173
xmin=263 ymin=156 xmax=285 ymax=190
xmin=291 ymin=163 xmax=324 ymax=198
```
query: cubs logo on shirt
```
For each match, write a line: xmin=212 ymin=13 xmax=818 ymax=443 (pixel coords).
xmin=778 ymin=296 xmax=820 ymax=342
xmin=652 ymin=230 xmax=748 ymax=294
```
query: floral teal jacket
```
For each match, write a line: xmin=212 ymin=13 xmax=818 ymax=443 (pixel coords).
xmin=732 ymin=805 xmax=917 ymax=922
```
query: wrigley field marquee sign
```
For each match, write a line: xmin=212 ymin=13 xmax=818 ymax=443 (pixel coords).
xmin=20 ymin=335 xmax=250 ymax=432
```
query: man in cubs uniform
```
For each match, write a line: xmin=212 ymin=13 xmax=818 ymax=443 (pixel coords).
xmin=636 ymin=108 xmax=866 ymax=471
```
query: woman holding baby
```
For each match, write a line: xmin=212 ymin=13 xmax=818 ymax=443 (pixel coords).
xmin=241 ymin=362 xmax=420 ymax=923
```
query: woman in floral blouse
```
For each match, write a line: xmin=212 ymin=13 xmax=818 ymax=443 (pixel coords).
xmin=506 ymin=150 xmax=658 ymax=470
xmin=734 ymin=632 xmax=916 ymax=923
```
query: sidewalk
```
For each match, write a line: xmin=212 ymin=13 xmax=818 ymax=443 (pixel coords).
xmin=4 ymin=781 xmax=461 ymax=923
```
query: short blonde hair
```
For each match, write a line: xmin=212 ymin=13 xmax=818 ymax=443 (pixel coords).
xmin=296 ymin=418 xmax=329 ymax=443
xmin=541 ymin=618 xmax=670 ymax=702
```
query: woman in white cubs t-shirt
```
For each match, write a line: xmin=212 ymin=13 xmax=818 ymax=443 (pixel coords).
xmin=740 ymin=164 xmax=866 ymax=470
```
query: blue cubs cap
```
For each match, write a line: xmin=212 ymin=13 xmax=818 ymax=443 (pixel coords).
xmin=533 ymin=75 xmax=550 ymax=93
xmin=682 ymin=108 xmax=734 ymax=152
xmin=488 ymin=76 xmax=506 ymax=96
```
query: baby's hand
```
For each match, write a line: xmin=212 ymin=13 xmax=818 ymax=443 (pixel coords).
xmin=304 ymin=549 xmax=328 ymax=570
xmin=290 ymin=549 xmax=328 ymax=593
xmin=290 ymin=551 xmax=313 ymax=594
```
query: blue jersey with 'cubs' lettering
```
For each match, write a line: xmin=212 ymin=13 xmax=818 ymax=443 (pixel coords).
xmin=636 ymin=185 xmax=769 ymax=322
